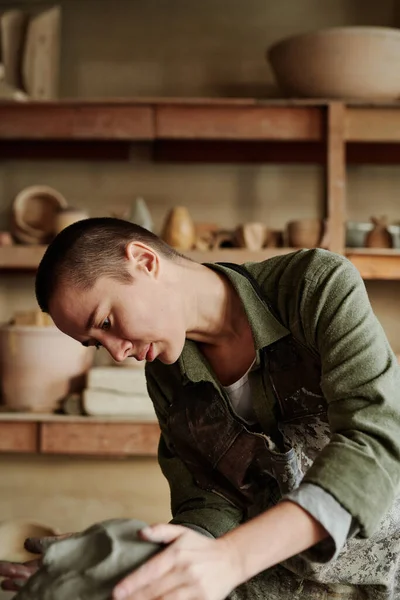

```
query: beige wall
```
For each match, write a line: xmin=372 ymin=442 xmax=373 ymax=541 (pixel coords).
xmin=0 ymin=0 xmax=399 ymax=531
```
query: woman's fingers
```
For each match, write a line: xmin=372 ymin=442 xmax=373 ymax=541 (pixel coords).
xmin=1 ymin=577 xmax=27 ymax=591
xmin=0 ymin=560 xmax=37 ymax=579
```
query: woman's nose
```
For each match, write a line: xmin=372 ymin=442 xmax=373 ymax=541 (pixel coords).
xmin=104 ymin=338 xmax=131 ymax=362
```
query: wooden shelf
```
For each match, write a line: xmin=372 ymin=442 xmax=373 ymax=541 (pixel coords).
xmin=0 ymin=246 xmax=295 ymax=271
xmin=2 ymin=99 xmax=400 ymax=278
xmin=3 ymin=245 xmax=400 ymax=279
xmin=0 ymin=98 xmax=399 ymax=144
xmin=0 ymin=98 xmax=324 ymax=142
xmin=0 ymin=245 xmax=47 ymax=270
xmin=0 ymin=413 xmax=159 ymax=457
xmin=346 ymin=248 xmax=400 ymax=280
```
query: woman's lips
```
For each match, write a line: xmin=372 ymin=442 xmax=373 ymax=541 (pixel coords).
xmin=132 ymin=343 xmax=155 ymax=362
xmin=145 ymin=343 xmax=155 ymax=362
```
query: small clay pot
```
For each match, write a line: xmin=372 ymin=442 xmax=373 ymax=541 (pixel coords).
xmin=54 ymin=207 xmax=89 ymax=235
xmin=287 ymin=218 xmax=325 ymax=248
xmin=264 ymin=229 xmax=284 ymax=248
xmin=365 ymin=216 xmax=393 ymax=248
xmin=161 ymin=206 xmax=196 ymax=251
xmin=235 ymin=222 xmax=267 ymax=251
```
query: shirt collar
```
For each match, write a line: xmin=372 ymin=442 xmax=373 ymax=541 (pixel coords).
xmin=178 ymin=262 xmax=289 ymax=384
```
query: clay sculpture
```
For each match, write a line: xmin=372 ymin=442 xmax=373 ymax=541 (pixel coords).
xmin=14 ymin=519 xmax=162 ymax=600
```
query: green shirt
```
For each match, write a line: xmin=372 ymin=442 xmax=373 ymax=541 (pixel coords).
xmin=145 ymin=249 xmax=400 ymax=540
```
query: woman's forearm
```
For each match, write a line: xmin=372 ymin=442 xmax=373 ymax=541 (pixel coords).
xmin=218 ymin=500 xmax=329 ymax=585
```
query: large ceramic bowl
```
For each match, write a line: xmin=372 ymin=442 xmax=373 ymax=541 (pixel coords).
xmin=268 ymin=27 xmax=400 ymax=100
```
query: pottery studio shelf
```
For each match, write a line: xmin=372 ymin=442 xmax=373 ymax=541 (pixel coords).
xmin=2 ymin=98 xmax=400 ymax=277
xmin=0 ymin=412 xmax=160 ymax=457
xmin=2 ymin=245 xmax=400 ymax=280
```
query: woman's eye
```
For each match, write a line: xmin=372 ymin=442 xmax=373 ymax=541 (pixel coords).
xmin=101 ymin=318 xmax=111 ymax=331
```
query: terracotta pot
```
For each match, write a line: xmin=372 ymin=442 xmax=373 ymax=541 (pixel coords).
xmin=365 ymin=216 xmax=393 ymax=248
xmin=268 ymin=27 xmax=400 ymax=100
xmin=161 ymin=206 xmax=196 ymax=250
xmin=54 ymin=207 xmax=89 ymax=235
xmin=0 ymin=325 xmax=95 ymax=412
xmin=287 ymin=218 xmax=325 ymax=248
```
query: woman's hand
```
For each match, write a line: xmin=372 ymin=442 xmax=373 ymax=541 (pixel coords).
xmin=0 ymin=533 xmax=73 ymax=592
xmin=113 ymin=524 xmax=243 ymax=600
xmin=0 ymin=558 xmax=39 ymax=592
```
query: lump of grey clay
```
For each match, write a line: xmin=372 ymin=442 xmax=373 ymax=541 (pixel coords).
xmin=15 ymin=518 xmax=162 ymax=600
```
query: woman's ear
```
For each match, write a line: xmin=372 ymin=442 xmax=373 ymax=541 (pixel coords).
xmin=125 ymin=241 xmax=159 ymax=277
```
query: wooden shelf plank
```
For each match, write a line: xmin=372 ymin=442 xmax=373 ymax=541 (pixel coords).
xmin=346 ymin=250 xmax=400 ymax=280
xmin=0 ymin=246 xmax=297 ymax=271
xmin=0 ymin=99 xmax=399 ymax=144
xmin=0 ymin=422 xmax=38 ymax=453
xmin=0 ymin=245 xmax=46 ymax=270
xmin=156 ymin=105 xmax=324 ymax=141
xmin=3 ymin=245 xmax=400 ymax=279
xmin=40 ymin=421 xmax=159 ymax=457
xmin=186 ymin=248 xmax=295 ymax=263
xmin=0 ymin=103 xmax=155 ymax=141
xmin=346 ymin=107 xmax=400 ymax=142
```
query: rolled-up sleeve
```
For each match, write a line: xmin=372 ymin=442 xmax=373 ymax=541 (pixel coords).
xmin=299 ymin=254 xmax=400 ymax=537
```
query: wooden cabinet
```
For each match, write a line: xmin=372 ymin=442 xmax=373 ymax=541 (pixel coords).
xmin=1 ymin=98 xmax=400 ymax=278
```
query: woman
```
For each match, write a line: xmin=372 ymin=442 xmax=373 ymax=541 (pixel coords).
xmin=2 ymin=217 xmax=400 ymax=600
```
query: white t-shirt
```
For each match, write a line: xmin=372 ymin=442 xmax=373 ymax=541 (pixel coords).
xmin=223 ymin=361 xmax=257 ymax=425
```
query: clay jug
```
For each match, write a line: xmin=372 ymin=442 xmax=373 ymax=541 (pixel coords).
xmin=161 ymin=206 xmax=196 ymax=250
xmin=365 ymin=216 xmax=393 ymax=248
xmin=287 ymin=218 xmax=326 ymax=248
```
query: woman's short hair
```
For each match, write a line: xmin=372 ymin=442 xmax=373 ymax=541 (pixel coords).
xmin=35 ymin=217 xmax=183 ymax=313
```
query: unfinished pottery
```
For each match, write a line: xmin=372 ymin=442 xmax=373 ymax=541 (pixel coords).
xmin=22 ymin=6 xmax=61 ymax=99
xmin=11 ymin=185 xmax=67 ymax=245
xmin=235 ymin=223 xmax=267 ymax=251
xmin=161 ymin=206 xmax=196 ymax=250
xmin=287 ymin=218 xmax=325 ymax=248
xmin=0 ymin=10 xmax=27 ymax=90
xmin=54 ymin=208 xmax=89 ymax=235
xmin=14 ymin=519 xmax=161 ymax=600
xmin=0 ymin=325 xmax=94 ymax=412
xmin=268 ymin=27 xmax=400 ymax=100
xmin=365 ymin=216 xmax=393 ymax=249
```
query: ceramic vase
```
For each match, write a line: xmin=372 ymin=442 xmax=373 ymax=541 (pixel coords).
xmin=365 ymin=216 xmax=393 ymax=248
xmin=287 ymin=218 xmax=325 ymax=248
xmin=161 ymin=206 xmax=196 ymax=250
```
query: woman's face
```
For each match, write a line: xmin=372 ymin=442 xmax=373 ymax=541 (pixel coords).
xmin=49 ymin=248 xmax=187 ymax=365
